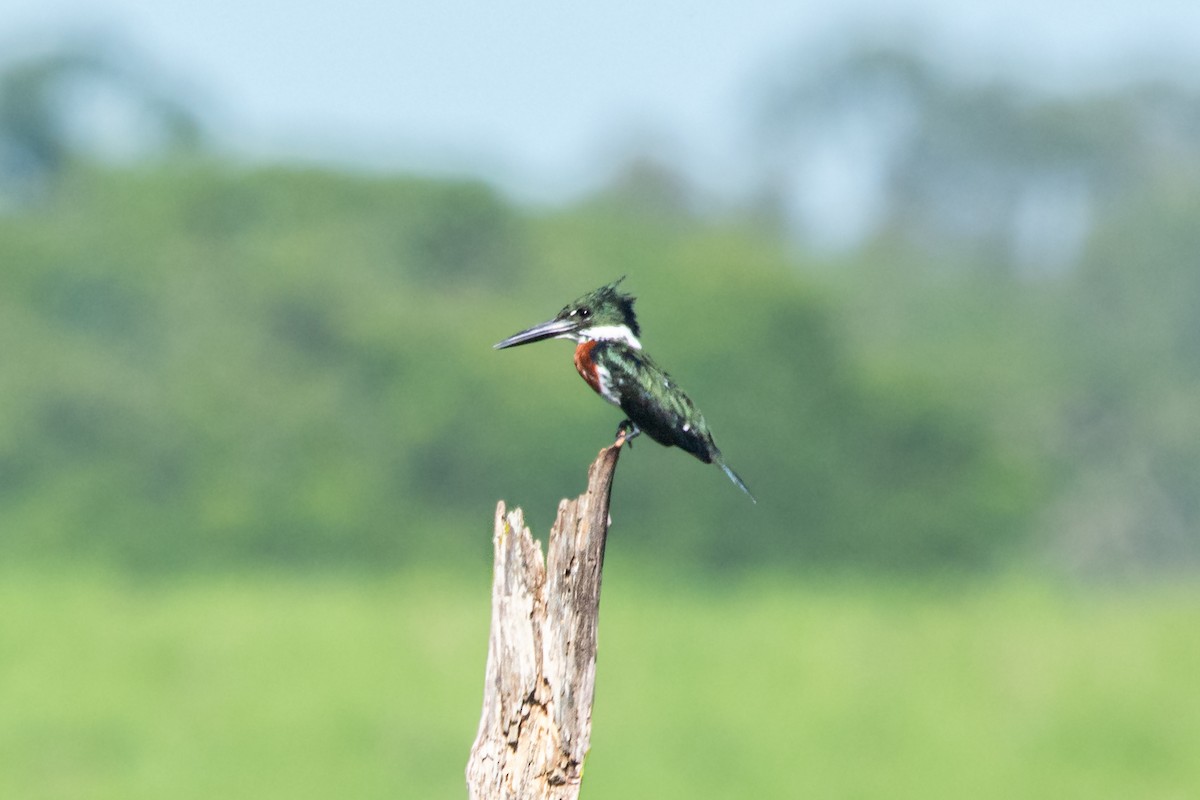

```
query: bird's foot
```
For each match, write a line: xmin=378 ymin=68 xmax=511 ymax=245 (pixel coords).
xmin=615 ymin=419 xmax=642 ymax=449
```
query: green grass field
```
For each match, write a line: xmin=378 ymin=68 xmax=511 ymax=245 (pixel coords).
xmin=2 ymin=566 xmax=1197 ymax=799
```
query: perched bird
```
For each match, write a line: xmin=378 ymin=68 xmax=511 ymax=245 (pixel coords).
xmin=494 ymin=278 xmax=755 ymax=502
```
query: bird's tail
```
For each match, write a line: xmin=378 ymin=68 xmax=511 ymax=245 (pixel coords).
xmin=717 ymin=458 xmax=757 ymax=504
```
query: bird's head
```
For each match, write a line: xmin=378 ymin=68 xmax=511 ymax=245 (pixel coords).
xmin=494 ymin=278 xmax=642 ymax=350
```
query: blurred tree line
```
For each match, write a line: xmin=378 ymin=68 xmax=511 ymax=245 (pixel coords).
xmin=0 ymin=34 xmax=202 ymax=205
xmin=1 ymin=36 xmax=1196 ymax=576
xmin=752 ymin=42 xmax=1200 ymax=575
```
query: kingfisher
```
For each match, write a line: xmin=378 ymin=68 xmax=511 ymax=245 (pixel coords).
xmin=494 ymin=278 xmax=755 ymax=502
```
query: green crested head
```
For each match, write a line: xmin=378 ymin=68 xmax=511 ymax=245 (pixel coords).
xmin=494 ymin=277 xmax=643 ymax=350
xmin=557 ymin=277 xmax=640 ymax=339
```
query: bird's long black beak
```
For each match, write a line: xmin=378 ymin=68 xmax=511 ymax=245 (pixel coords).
xmin=494 ymin=317 xmax=577 ymax=349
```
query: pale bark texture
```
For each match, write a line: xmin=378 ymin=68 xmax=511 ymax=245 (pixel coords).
xmin=466 ymin=444 xmax=621 ymax=800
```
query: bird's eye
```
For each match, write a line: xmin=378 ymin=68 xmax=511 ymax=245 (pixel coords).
xmin=579 ymin=308 xmax=591 ymax=318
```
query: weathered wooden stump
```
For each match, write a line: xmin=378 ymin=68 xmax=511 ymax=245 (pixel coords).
xmin=466 ymin=444 xmax=620 ymax=800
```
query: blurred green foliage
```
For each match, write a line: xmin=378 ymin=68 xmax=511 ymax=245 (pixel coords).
xmin=5 ymin=37 xmax=1200 ymax=576
xmin=0 ymin=162 xmax=1045 ymax=572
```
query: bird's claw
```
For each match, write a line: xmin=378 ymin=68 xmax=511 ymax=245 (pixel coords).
xmin=615 ymin=419 xmax=642 ymax=449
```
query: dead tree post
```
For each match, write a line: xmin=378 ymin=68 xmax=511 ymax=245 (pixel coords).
xmin=466 ymin=443 xmax=621 ymax=800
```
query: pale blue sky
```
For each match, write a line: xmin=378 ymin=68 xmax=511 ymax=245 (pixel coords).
xmin=4 ymin=1 xmax=1199 ymax=201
